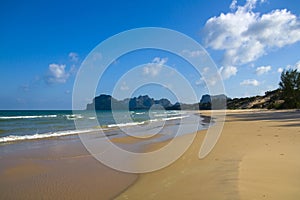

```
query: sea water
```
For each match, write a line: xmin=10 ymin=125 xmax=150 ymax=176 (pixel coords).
xmin=0 ymin=110 xmax=206 ymax=144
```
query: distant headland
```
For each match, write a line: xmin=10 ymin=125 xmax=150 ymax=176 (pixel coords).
xmin=85 ymin=89 xmax=282 ymax=110
xmin=87 ymin=69 xmax=300 ymax=110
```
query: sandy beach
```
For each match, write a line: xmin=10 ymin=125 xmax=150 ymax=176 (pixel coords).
xmin=1 ymin=109 xmax=300 ymax=199
xmin=116 ymin=109 xmax=300 ymax=199
xmin=0 ymin=139 xmax=138 ymax=200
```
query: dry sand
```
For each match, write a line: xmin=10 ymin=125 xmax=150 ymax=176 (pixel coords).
xmin=1 ymin=110 xmax=300 ymax=199
xmin=116 ymin=109 xmax=300 ymax=199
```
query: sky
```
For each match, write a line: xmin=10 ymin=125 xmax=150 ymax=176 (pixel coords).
xmin=1 ymin=0 xmax=300 ymax=109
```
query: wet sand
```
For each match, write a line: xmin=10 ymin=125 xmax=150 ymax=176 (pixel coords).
xmin=0 ymin=139 xmax=138 ymax=200
xmin=1 ymin=110 xmax=300 ymax=199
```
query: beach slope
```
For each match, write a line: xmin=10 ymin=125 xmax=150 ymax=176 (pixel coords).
xmin=116 ymin=110 xmax=300 ymax=200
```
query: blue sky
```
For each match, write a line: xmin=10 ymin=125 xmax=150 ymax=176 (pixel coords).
xmin=1 ymin=0 xmax=300 ymax=109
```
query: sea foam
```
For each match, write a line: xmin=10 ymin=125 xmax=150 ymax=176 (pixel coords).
xmin=0 ymin=115 xmax=57 ymax=119
xmin=0 ymin=129 xmax=94 ymax=143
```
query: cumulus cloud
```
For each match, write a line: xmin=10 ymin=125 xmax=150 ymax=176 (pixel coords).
xmin=203 ymin=0 xmax=300 ymax=66
xmin=143 ymin=57 xmax=168 ymax=77
xmin=256 ymin=65 xmax=271 ymax=75
xmin=240 ymin=79 xmax=260 ymax=86
xmin=46 ymin=64 xmax=70 ymax=84
xmin=219 ymin=66 xmax=238 ymax=79
xmin=69 ymin=52 xmax=79 ymax=62
xmin=230 ymin=0 xmax=237 ymax=10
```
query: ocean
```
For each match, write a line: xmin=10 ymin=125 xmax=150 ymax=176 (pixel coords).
xmin=0 ymin=110 xmax=207 ymax=145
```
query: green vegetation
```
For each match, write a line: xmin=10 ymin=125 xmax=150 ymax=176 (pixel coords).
xmin=279 ymin=69 xmax=300 ymax=109
xmin=225 ymin=69 xmax=300 ymax=110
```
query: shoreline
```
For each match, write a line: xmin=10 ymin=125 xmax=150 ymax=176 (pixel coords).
xmin=1 ymin=109 xmax=300 ymax=199
xmin=0 ymin=110 xmax=193 ymax=145
xmin=0 ymin=111 xmax=207 ymax=199
xmin=115 ymin=109 xmax=300 ymax=199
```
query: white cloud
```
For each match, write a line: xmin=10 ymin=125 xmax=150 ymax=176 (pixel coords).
xmin=181 ymin=50 xmax=205 ymax=58
xmin=46 ymin=64 xmax=70 ymax=84
xmin=240 ymin=79 xmax=260 ymax=86
xmin=277 ymin=67 xmax=283 ymax=73
xmin=69 ymin=52 xmax=79 ymax=62
xmin=143 ymin=57 xmax=168 ymax=77
xmin=195 ymin=77 xmax=217 ymax=87
xmin=219 ymin=66 xmax=237 ymax=79
xmin=230 ymin=0 xmax=237 ymax=10
xmin=256 ymin=65 xmax=271 ymax=75
xmin=203 ymin=0 xmax=300 ymax=66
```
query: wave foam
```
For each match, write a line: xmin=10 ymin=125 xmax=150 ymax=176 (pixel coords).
xmin=0 ymin=115 xmax=57 ymax=120
xmin=107 ymin=121 xmax=145 ymax=128
xmin=162 ymin=115 xmax=188 ymax=121
xmin=0 ymin=129 xmax=94 ymax=143
xmin=64 ymin=114 xmax=83 ymax=120
xmin=0 ymin=114 xmax=190 ymax=144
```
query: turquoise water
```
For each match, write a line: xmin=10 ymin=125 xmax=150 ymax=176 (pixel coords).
xmin=0 ymin=110 xmax=197 ymax=144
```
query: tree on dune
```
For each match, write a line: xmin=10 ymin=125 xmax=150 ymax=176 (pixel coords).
xmin=279 ymin=69 xmax=300 ymax=109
